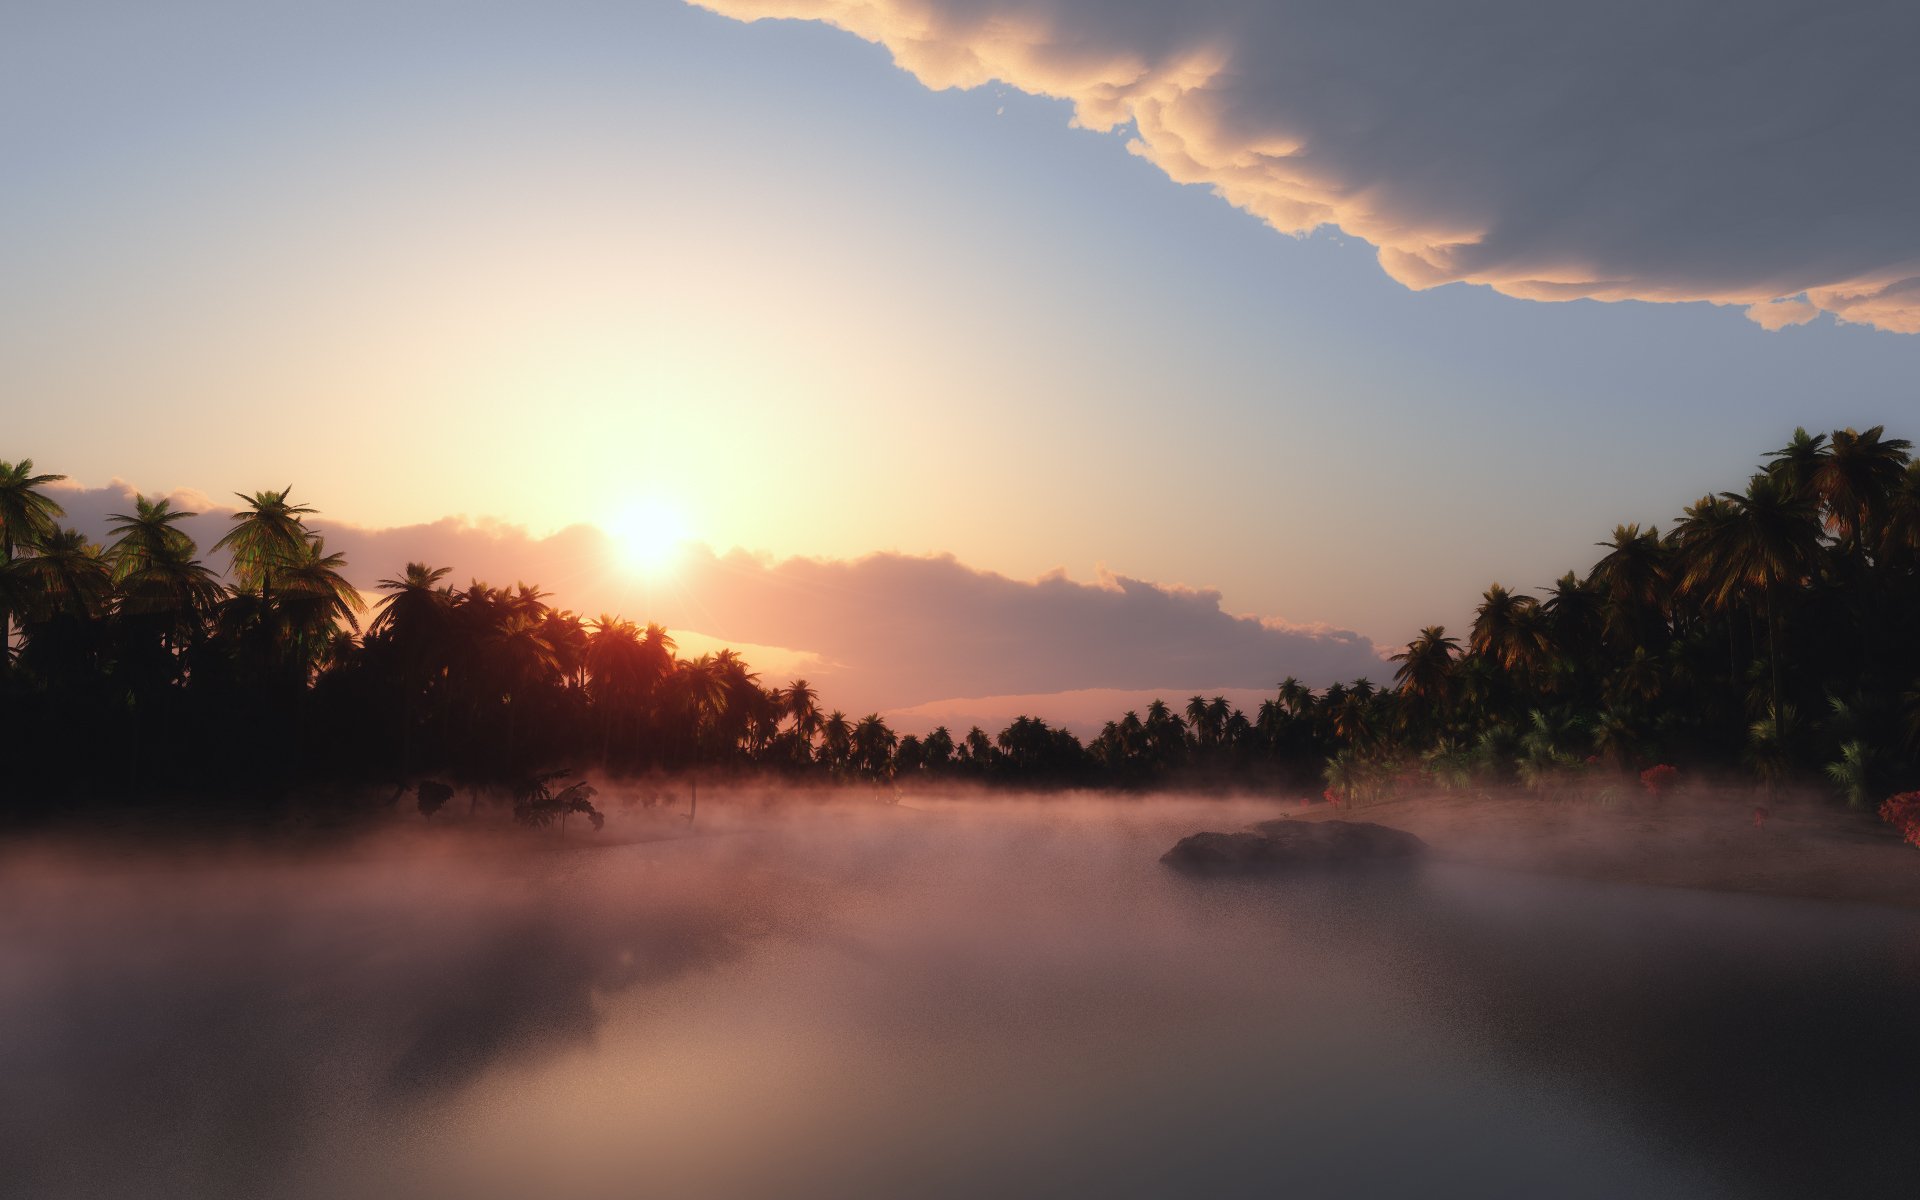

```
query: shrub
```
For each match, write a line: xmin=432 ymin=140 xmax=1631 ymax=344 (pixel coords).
xmin=1880 ymin=791 xmax=1920 ymax=849
xmin=1639 ymin=763 xmax=1679 ymax=797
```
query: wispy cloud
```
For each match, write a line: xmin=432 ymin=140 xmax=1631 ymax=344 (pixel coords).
xmin=696 ymin=0 xmax=1920 ymax=332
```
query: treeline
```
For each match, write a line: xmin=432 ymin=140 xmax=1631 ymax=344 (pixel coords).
xmin=3 ymin=425 xmax=1918 ymax=824
xmin=1350 ymin=424 xmax=1920 ymax=807
xmin=0 ymin=471 xmax=1121 ymax=818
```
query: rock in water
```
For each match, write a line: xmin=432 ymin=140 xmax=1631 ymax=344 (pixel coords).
xmin=1161 ymin=819 xmax=1427 ymax=873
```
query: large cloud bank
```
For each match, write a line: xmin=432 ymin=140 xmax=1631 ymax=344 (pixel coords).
xmin=50 ymin=481 xmax=1385 ymax=715
xmin=697 ymin=0 xmax=1920 ymax=332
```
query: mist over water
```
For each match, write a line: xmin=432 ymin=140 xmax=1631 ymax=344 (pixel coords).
xmin=4 ymin=796 xmax=1917 ymax=1199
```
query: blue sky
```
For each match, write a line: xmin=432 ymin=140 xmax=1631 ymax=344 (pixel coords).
xmin=6 ymin=0 xmax=1918 ymax=670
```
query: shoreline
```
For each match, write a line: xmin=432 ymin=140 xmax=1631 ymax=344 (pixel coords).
xmin=1291 ymin=790 xmax=1920 ymax=910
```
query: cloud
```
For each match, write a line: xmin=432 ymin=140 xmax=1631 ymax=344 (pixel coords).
xmin=883 ymin=685 xmax=1284 ymax=739
xmin=694 ymin=0 xmax=1920 ymax=332
xmin=1745 ymin=297 xmax=1819 ymax=331
xmin=47 ymin=480 xmax=1385 ymax=714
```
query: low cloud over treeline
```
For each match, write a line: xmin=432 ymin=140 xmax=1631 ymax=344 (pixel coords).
xmin=51 ymin=479 xmax=1386 ymax=714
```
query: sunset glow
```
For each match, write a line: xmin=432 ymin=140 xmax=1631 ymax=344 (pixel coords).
xmin=5 ymin=6 xmax=1920 ymax=1198
xmin=608 ymin=498 xmax=691 ymax=575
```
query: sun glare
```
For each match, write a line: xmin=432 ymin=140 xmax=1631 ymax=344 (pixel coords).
xmin=608 ymin=498 xmax=691 ymax=574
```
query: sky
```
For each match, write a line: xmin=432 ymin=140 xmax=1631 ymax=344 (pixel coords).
xmin=6 ymin=1 xmax=1918 ymax=723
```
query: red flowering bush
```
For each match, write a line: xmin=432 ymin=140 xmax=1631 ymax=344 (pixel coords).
xmin=1880 ymin=792 xmax=1920 ymax=849
xmin=1639 ymin=764 xmax=1679 ymax=797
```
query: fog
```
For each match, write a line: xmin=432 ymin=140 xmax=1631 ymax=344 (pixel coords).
xmin=4 ymin=794 xmax=1917 ymax=1199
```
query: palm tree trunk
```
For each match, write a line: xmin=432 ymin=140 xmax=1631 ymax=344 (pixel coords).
xmin=1727 ymin=615 xmax=1737 ymax=686
xmin=1 ymin=536 xmax=12 ymax=671
xmin=1766 ymin=588 xmax=1782 ymax=720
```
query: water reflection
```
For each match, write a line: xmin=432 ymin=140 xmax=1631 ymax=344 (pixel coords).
xmin=2 ymin=800 xmax=1915 ymax=1199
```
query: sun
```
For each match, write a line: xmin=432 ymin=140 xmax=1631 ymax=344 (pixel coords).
xmin=608 ymin=498 xmax=691 ymax=574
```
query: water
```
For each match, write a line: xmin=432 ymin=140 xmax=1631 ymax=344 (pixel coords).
xmin=4 ymin=798 xmax=1916 ymax=1199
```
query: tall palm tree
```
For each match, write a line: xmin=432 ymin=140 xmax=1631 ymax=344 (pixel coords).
xmin=1763 ymin=427 xmax=1828 ymax=503
xmin=1391 ymin=627 xmax=1458 ymax=733
xmin=372 ymin=563 xmax=455 ymax=769
xmin=852 ymin=713 xmax=898 ymax=780
xmin=1587 ymin=523 xmax=1667 ymax=649
xmin=1814 ymin=425 xmax=1911 ymax=554
xmin=1693 ymin=474 xmax=1824 ymax=719
xmin=115 ymin=537 xmax=225 ymax=646
xmin=668 ymin=654 xmax=730 ymax=759
xmin=485 ymin=606 xmax=560 ymax=761
xmin=1470 ymin=584 xmax=1548 ymax=682
xmin=1185 ymin=695 xmax=1212 ymax=746
xmin=371 ymin=563 xmax=453 ymax=640
xmin=707 ymin=648 xmax=763 ymax=756
xmin=819 ymin=710 xmax=853 ymax=773
xmin=922 ymin=725 xmax=955 ymax=769
xmin=214 ymin=487 xmax=318 ymax=592
xmin=1205 ymin=696 xmax=1231 ymax=744
xmin=278 ymin=536 xmax=365 ymax=633
xmin=0 ymin=459 xmax=67 ymax=664
xmin=1879 ymin=460 xmax=1920 ymax=566
xmin=16 ymin=528 xmax=112 ymax=621
xmin=105 ymin=494 xmax=194 ymax=577
xmin=783 ymin=678 xmax=822 ymax=741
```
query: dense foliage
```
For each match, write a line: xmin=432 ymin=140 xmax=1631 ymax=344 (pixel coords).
xmin=2 ymin=425 xmax=1917 ymax=825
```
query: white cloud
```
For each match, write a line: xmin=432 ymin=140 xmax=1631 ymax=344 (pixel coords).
xmin=696 ymin=0 xmax=1920 ymax=332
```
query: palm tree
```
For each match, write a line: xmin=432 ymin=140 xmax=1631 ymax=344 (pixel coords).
xmin=852 ymin=713 xmax=898 ymax=781
xmin=1391 ymin=626 xmax=1458 ymax=702
xmin=1275 ymin=678 xmax=1310 ymax=717
xmin=1185 ymin=695 xmax=1211 ymax=746
xmin=819 ymin=710 xmax=854 ymax=774
xmin=668 ymin=654 xmax=729 ymax=760
xmin=782 ymin=678 xmax=821 ymax=737
xmin=542 ymin=609 xmax=589 ymax=691
xmin=1692 ymin=474 xmax=1824 ymax=719
xmin=15 ymin=528 xmax=112 ymax=622
xmin=1205 ymin=696 xmax=1230 ymax=744
xmin=0 ymin=459 xmax=67 ymax=664
xmin=278 ymin=536 xmax=365 ymax=640
xmin=372 ymin=564 xmax=455 ymax=770
xmin=1878 ymin=460 xmax=1920 ymax=566
xmin=1331 ymin=687 xmax=1375 ymax=746
xmin=1587 ymin=523 xmax=1667 ymax=649
xmin=586 ymin=614 xmax=644 ymax=761
xmin=213 ymin=488 xmax=316 ymax=595
xmin=106 ymin=494 xmax=198 ymax=579
xmin=371 ymin=563 xmax=453 ymax=639
xmin=922 ymin=725 xmax=955 ymax=770
xmin=1764 ymin=427 xmax=1828 ymax=503
xmin=115 ymin=536 xmax=224 ymax=646
xmin=1813 ymin=425 xmax=1911 ymax=554
xmin=477 ymin=602 xmax=560 ymax=762
xmin=1470 ymin=584 xmax=1547 ymax=682
xmin=707 ymin=649 xmax=763 ymax=756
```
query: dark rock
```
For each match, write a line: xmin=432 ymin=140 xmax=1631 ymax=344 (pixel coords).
xmin=1161 ymin=819 xmax=1427 ymax=873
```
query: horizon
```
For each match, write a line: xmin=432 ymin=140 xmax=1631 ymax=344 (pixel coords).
xmin=19 ymin=418 xmax=1865 ymax=735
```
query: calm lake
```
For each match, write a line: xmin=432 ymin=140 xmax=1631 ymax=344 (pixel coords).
xmin=4 ymin=798 xmax=1916 ymax=1199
